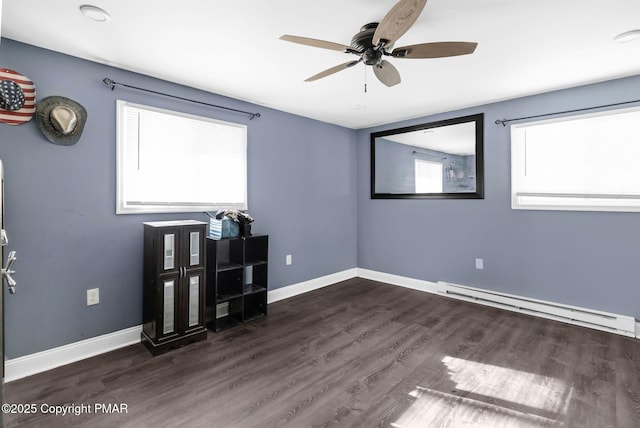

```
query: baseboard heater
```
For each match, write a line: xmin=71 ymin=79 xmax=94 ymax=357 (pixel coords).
xmin=436 ymin=281 xmax=636 ymax=338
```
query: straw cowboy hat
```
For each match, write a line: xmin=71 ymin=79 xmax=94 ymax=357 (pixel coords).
xmin=0 ymin=68 xmax=36 ymax=125
xmin=36 ymin=96 xmax=87 ymax=146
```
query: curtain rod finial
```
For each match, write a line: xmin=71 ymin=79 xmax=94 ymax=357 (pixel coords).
xmin=495 ymin=119 xmax=507 ymax=126
xmin=103 ymin=78 xmax=116 ymax=90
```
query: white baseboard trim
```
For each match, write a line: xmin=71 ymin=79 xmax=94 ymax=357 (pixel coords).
xmin=5 ymin=325 xmax=142 ymax=383
xmin=267 ymin=268 xmax=358 ymax=303
xmin=356 ymin=268 xmax=438 ymax=294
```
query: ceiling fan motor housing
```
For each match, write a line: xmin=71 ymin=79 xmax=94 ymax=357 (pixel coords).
xmin=351 ymin=23 xmax=378 ymax=52
xmin=351 ymin=23 xmax=384 ymax=65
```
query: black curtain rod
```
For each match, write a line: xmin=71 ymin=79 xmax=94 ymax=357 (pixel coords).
xmin=102 ymin=78 xmax=261 ymax=120
xmin=412 ymin=150 xmax=447 ymax=160
xmin=494 ymin=98 xmax=640 ymax=126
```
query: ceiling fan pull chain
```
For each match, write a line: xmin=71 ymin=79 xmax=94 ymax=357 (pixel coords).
xmin=364 ymin=66 xmax=368 ymax=93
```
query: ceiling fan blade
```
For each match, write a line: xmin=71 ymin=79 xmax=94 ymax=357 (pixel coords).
xmin=305 ymin=60 xmax=361 ymax=82
xmin=372 ymin=0 xmax=428 ymax=47
xmin=391 ymin=42 xmax=478 ymax=58
xmin=280 ymin=35 xmax=350 ymax=52
xmin=373 ymin=60 xmax=401 ymax=87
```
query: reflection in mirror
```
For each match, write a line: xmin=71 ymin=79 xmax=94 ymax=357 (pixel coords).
xmin=371 ymin=113 xmax=484 ymax=199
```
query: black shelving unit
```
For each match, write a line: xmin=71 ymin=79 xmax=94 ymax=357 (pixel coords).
xmin=206 ymin=235 xmax=268 ymax=332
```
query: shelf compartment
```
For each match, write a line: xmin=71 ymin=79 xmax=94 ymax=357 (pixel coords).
xmin=243 ymin=291 xmax=267 ymax=321
xmin=245 ymin=235 xmax=268 ymax=265
xmin=213 ymin=298 xmax=243 ymax=332
xmin=216 ymin=269 xmax=243 ymax=301
xmin=244 ymin=263 xmax=268 ymax=291
xmin=208 ymin=237 xmax=243 ymax=268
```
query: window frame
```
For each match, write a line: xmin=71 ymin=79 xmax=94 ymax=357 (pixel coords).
xmin=116 ymin=100 xmax=248 ymax=215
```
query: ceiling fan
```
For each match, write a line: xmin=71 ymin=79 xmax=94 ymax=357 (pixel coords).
xmin=280 ymin=0 xmax=477 ymax=87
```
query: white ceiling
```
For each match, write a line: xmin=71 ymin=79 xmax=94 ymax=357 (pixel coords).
xmin=2 ymin=0 xmax=640 ymax=129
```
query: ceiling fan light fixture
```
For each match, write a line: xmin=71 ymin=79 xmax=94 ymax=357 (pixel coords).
xmin=613 ymin=29 xmax=640 ymax=43
xmin=79 ymin=5 xmax=110 ymax=22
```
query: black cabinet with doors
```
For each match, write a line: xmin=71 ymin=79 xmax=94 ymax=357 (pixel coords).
xmin=206 ymin=235 xmax=268 ymax=332
xmin=142 ymin=220 xmax=207 ymax=355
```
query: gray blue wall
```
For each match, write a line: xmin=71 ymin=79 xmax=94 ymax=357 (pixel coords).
xmin=358 ymin=74 xmax=640 ymax=320
xmin=0 ymin=39 xmax=358 ymax=358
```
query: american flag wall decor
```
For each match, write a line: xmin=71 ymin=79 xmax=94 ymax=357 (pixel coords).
xmin=0 ymin=68 xmax=36 ymax=125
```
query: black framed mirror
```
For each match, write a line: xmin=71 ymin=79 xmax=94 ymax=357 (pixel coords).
xmin=371 ymin=113 xmax=484 ymax=199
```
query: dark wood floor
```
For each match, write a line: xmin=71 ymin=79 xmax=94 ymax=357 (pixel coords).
xmin=4 ymin=278 xmax=640 ymax=427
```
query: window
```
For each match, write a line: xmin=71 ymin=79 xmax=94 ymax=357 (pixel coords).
xmin=116 ymin=100 xmax=247 ymax=214
xmin=415 ymin=159 xmax=443 ymax=193
xmin=511 ymin=106 xmax=640 ymax=212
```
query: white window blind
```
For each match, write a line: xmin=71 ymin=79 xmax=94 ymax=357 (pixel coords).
xmin=116 ymin=100 xmax=247 ymax=214
xmin=511 ymin=106 xmax=640 ymax=212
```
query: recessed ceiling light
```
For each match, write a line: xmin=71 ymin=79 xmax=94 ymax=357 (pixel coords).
xmin=79 ymin=5 xmax=110 ymax=22
xmin=614 ymin=30 xmax=640 ymax=43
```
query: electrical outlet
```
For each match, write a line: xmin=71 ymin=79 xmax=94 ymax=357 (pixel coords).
xmin=286 ymin=254 xmax=292 ymax=265
xmin=475 ymin=258 xmax=484 ymax=270
xmin=87 ymin=288 xmax=100 ymax=306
